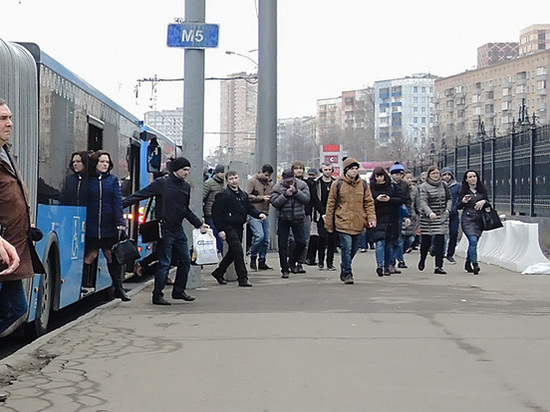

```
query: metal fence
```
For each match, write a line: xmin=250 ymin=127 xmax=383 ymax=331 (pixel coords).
xmin=409 ymin=124 xmax=550 ymax=217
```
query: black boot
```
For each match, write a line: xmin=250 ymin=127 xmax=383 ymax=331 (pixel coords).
xmin=465 ymin=259 xmax=473 ymax=273
xmin=250 ymin=257 xmax=257 ymax=271
xmin=258 ymin=259 xmax=272 ymax=270
xmin=107 ymin=262 xmax=131 ymax=301
xmin=472 ymin=263 xmax=480 ymax=275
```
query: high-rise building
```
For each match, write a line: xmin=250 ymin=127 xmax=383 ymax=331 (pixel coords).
xmin=520 ymin=24 xmax=550 ymax=56
xmin=374 ymin=73 xmax=438 ymax=148
xmin=219 ymin=71 xmax=257 ymax=164
xmin=434 ymin=48 xmax=550 ymax=145
xmin=144 ymin=108 xmax=184 ymax=146
xmin=477 ymin=43 xmax=519 ymax=68
xmin=316 ymin=96 xmax=341 ymax=145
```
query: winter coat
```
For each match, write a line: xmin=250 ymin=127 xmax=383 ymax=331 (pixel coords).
xmin=370 ymin=181 xmax=405 ymax=242
xmin=312 ymin=176 xmax=336 ymax=223
xmin=60 ymin=173 xmax=88 ymax=206
xmin=270 ymin=178 xmax=310 ymax=223
xmin=417 ymin=178 xmax=452 ymax=236
xmin=0 ymin=147 xmax=33 ymax=281
xmin=447 ymin=179 xmax=461 ymax=216
xmin=325 ymin=176 xmax=376 ymax=236
xmin=203 ymin=174 xmax=225 ymax=217
xmin=123 ymin=173 xmax=203 ymax=231
xmin=304 ymin=177 xmax=318 ymax=216
xmin=213 ymin=186 xmax=263 ymax=232
xmin=247 ymin=174 xmax=274 ymax=214
xmin=457 ymin=188 xmax=488 ymax=237
xmin=86 ymin=172 xmax=125 ymax=239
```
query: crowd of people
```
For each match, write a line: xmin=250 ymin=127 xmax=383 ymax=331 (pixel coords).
xmin=0 ymin=92 xmax=491 ymax=319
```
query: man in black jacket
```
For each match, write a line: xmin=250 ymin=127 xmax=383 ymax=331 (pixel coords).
xmin=123 ymin=157 xmax=208 ymax=306
xmin=211 ymin=170 xmax=266 ymax=287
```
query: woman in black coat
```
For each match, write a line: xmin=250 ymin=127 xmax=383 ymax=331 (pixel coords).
xmin=60 ymin=151 xmax=89 ymax=206
xmin=369 ymin=167 xmax=405 ymax=277
xmin=457 ymin=169 xmax=488 ymax=275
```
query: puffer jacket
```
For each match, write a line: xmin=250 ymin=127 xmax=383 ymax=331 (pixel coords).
xmin=270 ymin=178 xmax=310 ymax=223
xmin=203 ymin=174 xmax=225 ymax=217
xmin=370 ymin=181 xmax=405 ymax=242
xmin=325 ymin=176 xmax=376 ymax=235
xmin=86 ymin=172 xmax=125 ymax=239
xmin=60 ymin=172 xmax=88 ymax=206
xmin=417 ymin=178 xmax=451 ymax=236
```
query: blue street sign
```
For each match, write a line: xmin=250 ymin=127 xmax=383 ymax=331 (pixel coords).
xmin=167 ymin=23 xmax=219 ymax=49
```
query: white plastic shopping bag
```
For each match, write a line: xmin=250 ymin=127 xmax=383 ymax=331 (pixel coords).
xmin=192 ymin=228 xmax=219 ymax=265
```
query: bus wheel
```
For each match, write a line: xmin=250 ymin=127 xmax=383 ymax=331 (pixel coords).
xmin=34 ymin=251 xmax=54 ymax=336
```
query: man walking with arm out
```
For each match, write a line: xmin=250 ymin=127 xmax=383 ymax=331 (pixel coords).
xmin=123 ymin=157 xmax=209 ymax=305
xmin=211 ymin=171 xmax=266 ymax=287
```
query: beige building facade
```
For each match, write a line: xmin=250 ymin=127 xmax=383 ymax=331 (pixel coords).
xmin=434 ymin=49 xmax=549 ymax=145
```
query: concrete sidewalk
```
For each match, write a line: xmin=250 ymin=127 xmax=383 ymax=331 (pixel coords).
xmin=2 ymin=250 xmax=550 ymax=411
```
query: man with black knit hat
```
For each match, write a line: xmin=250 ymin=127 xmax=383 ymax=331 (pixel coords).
xmin=123 ymin=157 xmax=209 ymax=305
xmin=270 ymin=168 xmax=310 ymax=278
xmin=203 ymin=164 xmax=225 ymax=257
xmin=325 ymin=157 xmax=376 ymax=284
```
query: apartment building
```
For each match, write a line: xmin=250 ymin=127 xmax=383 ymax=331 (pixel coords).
xmin=434 ymin=49 xmax=549 ymax=144
xmin=477 ymin=43 xmax=518 ymax=68
xmin=374 ymin=73 xmax=438 ymax=148
xmin=219 ymin=71 xmax=258 ymax=163
xmin=144 ymin=107 xmax=184 ymax=146
xmin=520 ymin=24 xmax=550 ymax=56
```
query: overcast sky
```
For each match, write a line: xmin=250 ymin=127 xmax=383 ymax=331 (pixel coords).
xmin=2 ymin=0 xmax=548 ymax=154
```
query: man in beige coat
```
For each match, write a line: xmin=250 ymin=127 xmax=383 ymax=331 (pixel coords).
xmin=325 ymin=157 xmax=376 ymax=284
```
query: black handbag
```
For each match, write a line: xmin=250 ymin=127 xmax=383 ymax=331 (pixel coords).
xmin=111 ymin=230 xmax=141 ymax=265
xmin=139 ymin=220 xmax=163 ymax=243
xmin=481 ymin=203 xmax=503 ymax=231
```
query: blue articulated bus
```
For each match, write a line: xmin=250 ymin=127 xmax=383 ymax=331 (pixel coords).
xmin=0 ymin=38 xmax=178 ymax=337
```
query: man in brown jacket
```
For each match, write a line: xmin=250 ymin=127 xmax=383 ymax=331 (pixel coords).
xmin=325 ymin=157 xmax=376 ymax=284
xmin=0 ymin=99 xmax=39 ymax=336
xmin=247 ymin=164 xmax=274 ymax=270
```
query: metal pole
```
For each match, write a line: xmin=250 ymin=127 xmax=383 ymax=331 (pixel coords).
xmin=183 ymin=0 xmax=206 ymax=288
xmin=256 ymin=0 xmax=277 ymax=171
xmin=257 ymin=0 xmax=278 ymax=249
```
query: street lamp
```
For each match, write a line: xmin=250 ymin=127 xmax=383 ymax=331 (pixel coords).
xmin=225 ymin=50 xmax=258 ymax=69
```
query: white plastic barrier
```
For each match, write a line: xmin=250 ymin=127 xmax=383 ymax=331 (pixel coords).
xmin=455 ymin=220 xmax=549 ymax=272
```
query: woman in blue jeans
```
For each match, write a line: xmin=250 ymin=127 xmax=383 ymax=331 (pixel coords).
xmin=369 ymin=167 xmax=405 ymax=277
xmin=457 ymin=169 xmax=488 ymax=275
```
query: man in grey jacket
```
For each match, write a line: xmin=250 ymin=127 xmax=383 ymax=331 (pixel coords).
xmin=270 ymin=169 xmax=310 ymax=278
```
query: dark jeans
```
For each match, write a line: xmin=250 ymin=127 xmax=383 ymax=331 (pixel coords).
xmin=446 ymin=213 xmax=459 ymax=258
xmin=154 ymin=226 xmax=191 ymax=299
xmin=215 ymin=226 xmax=248 ymax=282
xmin=277 ymin=219 xmax=306 ymax=272
xmin=420 ymin=234 xmax=445 ymax=268
xmin=0 ymin=280 xmax=28 ymax=336
xmin=317 ymin=222 xmax=338 ymax=266
xmin=205 ymin=216 xmax=223 ymax=255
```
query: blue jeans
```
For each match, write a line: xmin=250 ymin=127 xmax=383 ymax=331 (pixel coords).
xmin=339 ymin=232 xmax=360 ymax=276
xmin=249 ymin=216 xmax=269 ymax=260
xmin=154 ymin=227 xmax=191 ymax=299
xmin=466 ymin=234 xmax=479 ymax=264
xmin=205 ymin=216 xmax=223 ymax=255
xmin=376 ymin=240 xmax=394 ymax=269
xmin=0 ymin=280 xmax=28 ymax=335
